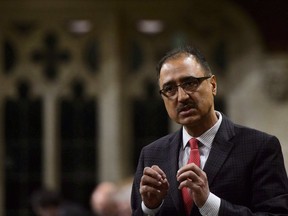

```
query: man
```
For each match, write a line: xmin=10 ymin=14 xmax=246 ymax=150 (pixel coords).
xmin=90 ymin=182 xmax=119 ymax=216
xmin=114 ymin=177 xmax=133 ymax=216
xmin=31 ymin=188 xmax=92 ymax=216
xmin=31 ymin=189 xmax=60 ymax=216
xmin=131 ymin=46 xmax=288 ymax=215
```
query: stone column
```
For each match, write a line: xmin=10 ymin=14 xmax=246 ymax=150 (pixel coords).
xmin=0 ymin=98 xmax=5 ymax=216
xmin=43 ymin=88 xmax=60 ymax=190
xmin=97 ymin=14 xmax=125 ymax=182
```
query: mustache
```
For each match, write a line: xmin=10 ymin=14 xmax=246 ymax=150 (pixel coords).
xmin=176 ymin=101 xmax=197 ymax=113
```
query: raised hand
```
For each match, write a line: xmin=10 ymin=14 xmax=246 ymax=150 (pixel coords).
xmin=140 ymin=165 xmax=169 ymax=209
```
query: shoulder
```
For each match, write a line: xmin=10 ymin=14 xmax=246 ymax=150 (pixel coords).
xmin=142 ymin=130 xmax=180 ymax=151
xmin=221 ymin=114 xmax=280 ymax=148
xmin=137 ymin=130 xmax=181 ymax=161
xmin=221 ymin=113 xmax=275 ymax=138
xmin=234 ymin=122 xmax=276 ymax=142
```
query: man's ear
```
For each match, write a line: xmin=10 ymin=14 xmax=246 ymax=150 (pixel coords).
xmin=210 ymin=75 xmax=217 ymax=96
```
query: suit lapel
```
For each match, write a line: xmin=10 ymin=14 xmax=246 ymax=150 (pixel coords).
xmin=203 ymin=115 xmax=236 ymax=186
xmin=163 ymin=130 xmax=185 ymax=214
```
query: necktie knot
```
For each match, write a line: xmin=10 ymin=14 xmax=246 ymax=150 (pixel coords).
xmin=189 ymin=138 xmax=198 ymax=150
xmin=187 ymin=138 xmax=200 ymax=167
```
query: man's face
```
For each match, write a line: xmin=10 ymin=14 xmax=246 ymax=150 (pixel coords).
xmin=159 ymin=54 xmax=217 ymax=132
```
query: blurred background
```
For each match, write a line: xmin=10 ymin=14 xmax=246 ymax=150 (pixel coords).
xmin=0 ymin=0 xmax=288 ymax=215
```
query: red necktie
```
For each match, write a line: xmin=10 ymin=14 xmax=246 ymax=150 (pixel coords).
xmin=181 ymin=138 xmax=200 ymax=216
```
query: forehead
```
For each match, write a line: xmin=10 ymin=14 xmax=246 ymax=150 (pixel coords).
xmin=159 ymin=55 xmax=204 ymax=84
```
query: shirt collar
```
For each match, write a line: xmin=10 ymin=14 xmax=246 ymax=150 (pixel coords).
xmin=182 ymin=111 xmax=222 ymax=149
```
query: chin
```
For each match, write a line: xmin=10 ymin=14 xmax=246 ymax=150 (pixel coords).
xmin=178 ymin=115 xmax=200 ymax=126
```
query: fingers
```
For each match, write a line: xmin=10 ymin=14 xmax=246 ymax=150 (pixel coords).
xmin=140 ymin=166 xmax=169 ymax=209
xmin=177 ymin=163 xmax=203 ymax=178
xmin=177 ymin=164 xmax=206 ymax=189
xmin=177 ymin=163 xmax=205 ymax=185
xmin=177 ymin=173 xmax=205 ymax=191
xmin=142 ymin=166 xmax=164 ymax=183
xmin=176 ymin=163 xmax=209 ymax=207
xmin=151 ymin=165 xmax=167 ymax=181
xmin=141 ymin=166 xmax=168 ymax=190
xmin=140 ymin=172 xmax=162 ymax=194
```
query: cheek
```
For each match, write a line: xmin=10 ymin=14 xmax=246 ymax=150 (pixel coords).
xmin=164 ymin=101 xmax=176 ymax=119
xmin=198 ymin=93 xmax=214 ymax=110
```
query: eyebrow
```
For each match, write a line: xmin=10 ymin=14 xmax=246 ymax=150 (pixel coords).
xmin=162 ymin=76 xmax=197 ymax=86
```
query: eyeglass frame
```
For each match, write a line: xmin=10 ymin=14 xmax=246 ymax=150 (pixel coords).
xmin=159 ymin=75 xmax=212 ymax=99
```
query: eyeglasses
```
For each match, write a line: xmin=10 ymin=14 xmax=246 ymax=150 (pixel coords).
xmin=159 ymin=76 xmax=211 ymax=99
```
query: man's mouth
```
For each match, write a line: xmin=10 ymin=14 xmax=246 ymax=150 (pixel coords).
xmin=177 ymin=103 xmax=197 ymax=114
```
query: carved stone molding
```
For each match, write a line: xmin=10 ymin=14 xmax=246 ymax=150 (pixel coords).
xmin=262 ymin=54 xmax=288 ymax=103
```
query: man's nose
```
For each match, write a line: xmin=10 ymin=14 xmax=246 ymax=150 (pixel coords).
xmin=177 ymin=86 xmax=189 ymax=101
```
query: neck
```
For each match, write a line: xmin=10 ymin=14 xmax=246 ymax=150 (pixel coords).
xmin=184 ymin=111 xmax=218 ymax=137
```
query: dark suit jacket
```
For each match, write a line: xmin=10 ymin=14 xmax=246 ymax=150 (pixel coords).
xmin=131 ymin=114 xmax=288 ymax=216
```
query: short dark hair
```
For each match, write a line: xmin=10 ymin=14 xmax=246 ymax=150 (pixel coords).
xmin=156 ymin=45 xmax=212 ymax=77
xmin=31 ymin=189 xmax=62 ymax=209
